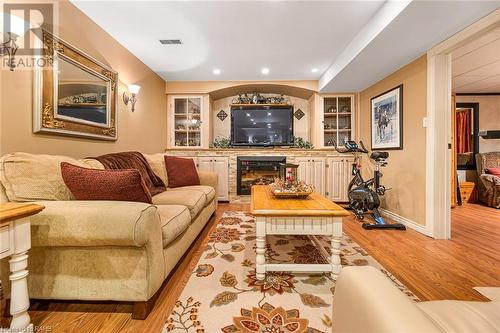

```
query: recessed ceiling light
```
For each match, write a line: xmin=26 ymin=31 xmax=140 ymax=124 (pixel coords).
xmin=261 ymin=67 xmax=270 ymax=75
xmin=267 ymin=112 xmax=271 ymax=116
xmin=311 ymin=68 xmax=319 ymax=73
xmin=212 ymin=68 xmax=221 ymax=75
xmin=250 ymin=118 xmax=254 ymax=122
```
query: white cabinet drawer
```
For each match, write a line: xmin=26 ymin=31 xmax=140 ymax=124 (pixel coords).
xmin=0 ymin=223 xmax=14 ymax=258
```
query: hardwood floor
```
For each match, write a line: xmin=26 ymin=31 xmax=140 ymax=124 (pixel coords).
xmin=2 ymin=202 xmax=499 ymax=332
xmin=344 ymin=202 xmax=500 ymax=302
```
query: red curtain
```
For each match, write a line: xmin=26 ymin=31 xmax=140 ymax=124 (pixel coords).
xmin=456 ymin=110 xmax=472 ymax=153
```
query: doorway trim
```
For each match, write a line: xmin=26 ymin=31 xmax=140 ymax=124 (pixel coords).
xmin=426 ymin=8 xmax=500 ymax=239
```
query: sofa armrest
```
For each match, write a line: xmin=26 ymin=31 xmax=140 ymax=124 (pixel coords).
xmin=30 ymin=200 xmax=161 ymax=247
xmin=332 ymin=266 xmax=441 ymax=333
xmin=198 ymin=171 xmax=218 ymax=199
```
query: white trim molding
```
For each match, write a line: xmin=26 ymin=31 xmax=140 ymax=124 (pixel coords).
xmin=425 ymin=8 xmax=500 ymax=239
xmin=380 ymin=208 xmax=432 ymax=237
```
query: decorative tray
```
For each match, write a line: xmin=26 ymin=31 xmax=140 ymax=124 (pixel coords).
xmin=270 ymin=188 xmax=314 ymax=199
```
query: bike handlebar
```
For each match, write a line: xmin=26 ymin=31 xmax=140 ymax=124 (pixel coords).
xmin=334 ymin=140 xmax=369 ymax=154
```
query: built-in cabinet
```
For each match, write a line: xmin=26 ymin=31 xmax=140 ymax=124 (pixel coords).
xmin=295 ymin=157 xmax=326 ymax=196
xmin=295 ymin=156 xmax=353 ymax=201
xmin=326 ymin=157 xmax=354 ymax=202
xmin=320 ymin=94 xmax=355 ymax=148
xmin=168 ymin=95 xmax=209 ymax=148
xmin=197 ymin=156 xmax=230 ymax=201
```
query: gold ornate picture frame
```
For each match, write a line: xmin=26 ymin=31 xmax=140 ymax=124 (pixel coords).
xmin=33 ymin=31 xmax=118 ymax=140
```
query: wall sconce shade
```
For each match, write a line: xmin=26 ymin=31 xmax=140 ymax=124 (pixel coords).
xmin=123 ymin=84 xmax=141 ymax=112
xmin=128 ymin=84 xmax=141 ymax=94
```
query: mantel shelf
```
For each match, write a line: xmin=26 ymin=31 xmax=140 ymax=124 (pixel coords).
xmin=230 ymin=104 xmax=292 ymax=107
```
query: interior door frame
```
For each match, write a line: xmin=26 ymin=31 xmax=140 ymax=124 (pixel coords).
xmin=455 ymin=102 xmax=480 ymax=170
xmin=426 ymin=8 xmax=500 ymax=239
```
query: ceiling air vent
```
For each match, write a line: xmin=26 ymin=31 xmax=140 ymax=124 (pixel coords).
xmin=160 ymin=39 xmax=182 ymax=45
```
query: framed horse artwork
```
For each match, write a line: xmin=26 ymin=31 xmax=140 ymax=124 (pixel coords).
xmin=370 ymin=85 xmax=403 ymax=150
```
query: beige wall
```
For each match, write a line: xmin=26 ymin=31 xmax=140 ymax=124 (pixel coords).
xmin=455 ymin=95 xmax=500 ymax=153
xmin=359 ymin=55 xmax=427 ymax=225
xmin=0 ymin=1 xmax=167 ymax=158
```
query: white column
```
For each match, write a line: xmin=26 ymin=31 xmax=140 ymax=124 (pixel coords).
xmin=255 ymin=216 xmax=266 ymax=280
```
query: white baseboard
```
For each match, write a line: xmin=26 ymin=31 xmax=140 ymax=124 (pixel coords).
xmin=379 ymin=208 xmax=432 ymax=237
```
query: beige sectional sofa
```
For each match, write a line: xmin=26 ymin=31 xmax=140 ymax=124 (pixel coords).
xmin=0 ymin=152 xmax=217 ymax=319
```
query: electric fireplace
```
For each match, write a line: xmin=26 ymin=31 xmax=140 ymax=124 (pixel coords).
xmin=236 ymin=156 xmax=286 ymax=195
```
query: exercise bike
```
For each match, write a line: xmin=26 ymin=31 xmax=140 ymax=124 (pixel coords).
xmin=335 ymin=141 xmax=406 ymax=230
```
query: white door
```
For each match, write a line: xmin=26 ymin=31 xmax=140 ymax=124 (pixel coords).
xmin=295 ymin=157 xmax=311 ymax=185
xmin=327 ymin=157 xmax=345 ymax=201
xmin=310 ymin=158 xmax=326 ymax=195
xmin=213 ymin=157 xmax=229 ymax=201
xmin=197 ymin=157 xmax=212 ymax=172
xmin=343 ymin=158 xmax=355 ymax=201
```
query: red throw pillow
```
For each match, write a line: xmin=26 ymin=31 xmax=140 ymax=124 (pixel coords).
xmin=164 ymin=156 xmax=200 ymax=188
xmin=486 ymin=167 xmax=500 ymax=176
xmin=60 ymin=162 xmax=152 ymax=203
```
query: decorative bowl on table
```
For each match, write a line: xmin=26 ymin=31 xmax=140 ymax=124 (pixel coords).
xmin=269 ymin=177 xmax=314 ymax=199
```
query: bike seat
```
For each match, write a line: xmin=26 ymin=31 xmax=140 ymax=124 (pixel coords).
xmin=370 ymin=151 xmax=389 ymax=161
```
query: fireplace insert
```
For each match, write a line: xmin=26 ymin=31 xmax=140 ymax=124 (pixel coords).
xmin=237 ymin=156 xmax=286 ymax=195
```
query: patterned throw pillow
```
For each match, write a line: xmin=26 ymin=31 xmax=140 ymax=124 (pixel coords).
xmin=164 ymin=156 xmax=200 ymax=188
xmin=60 ymin=162 xmax=152 ymax=203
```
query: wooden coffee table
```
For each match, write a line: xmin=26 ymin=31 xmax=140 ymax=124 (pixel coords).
xmin=250 ymin=185 xmax=350 ymax=280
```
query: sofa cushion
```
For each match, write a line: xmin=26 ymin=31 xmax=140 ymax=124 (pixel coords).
xmin=60 ymin=162 xmax=152 ymax=203
xmin=156 ymin=205 xmax=191 ymax=247
xmin=81 ymin=158 xmax=105 ymax=169
xmin=417 ymin=300 xmax=500 ymax=333
xmin=0 ymin=153 xmax=89 ymax=201
xmin=168 ymin=185 xmax=215 ymax=205
xmin=164 ymin=156 xmax=200 ymax=188
xmin=143 ymin=153 xmax=168 ymax=186
xmin=152 ymin=190 xmax=205 ymax=218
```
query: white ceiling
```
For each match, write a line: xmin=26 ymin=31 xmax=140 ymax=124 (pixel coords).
xmin=71 ymin=1 xmax=385 ymax=81
xmin=71 ymin=0 xmax=500 ymax=92
xmin=320 ymin=0 xmax=500 ymax=92
xmin=452 ymin=26 xmax=500 ymax=93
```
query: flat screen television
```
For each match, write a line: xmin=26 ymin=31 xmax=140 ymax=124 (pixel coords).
xmin=231 ymin=105 xmax=294 ymax=146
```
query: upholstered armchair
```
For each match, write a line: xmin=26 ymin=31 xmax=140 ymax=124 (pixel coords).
xmin=476 ymin=152 xmax=500 ymax=208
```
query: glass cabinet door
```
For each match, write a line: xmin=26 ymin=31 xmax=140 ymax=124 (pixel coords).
xmin=323 ymin=96 xmax=353 ymax=147
xmin=173 ymin=97 xmax=202 ymax=147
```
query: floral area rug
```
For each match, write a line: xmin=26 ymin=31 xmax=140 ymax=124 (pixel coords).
xmin=163 ymin=211 xmax=418 ymax=333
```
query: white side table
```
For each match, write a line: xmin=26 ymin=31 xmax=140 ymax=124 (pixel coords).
xmin=0 ymin=203 xmax=44 ymax=333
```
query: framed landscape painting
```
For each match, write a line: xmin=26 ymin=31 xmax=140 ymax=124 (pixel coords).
xmin=370 ymin=85 xmax=403 ymax=150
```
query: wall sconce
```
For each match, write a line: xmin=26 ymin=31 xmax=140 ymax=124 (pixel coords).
xmin=1 ymin=13 xmax=31 ymax=71
xmin=123 ymin=84 xmax=141 ymax=112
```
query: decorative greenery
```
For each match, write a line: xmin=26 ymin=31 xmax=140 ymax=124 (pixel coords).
xmin=212 ymin=137 xmax=232 ymax=148
xmin=292 ymin=136 xmax=314 ymax=149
